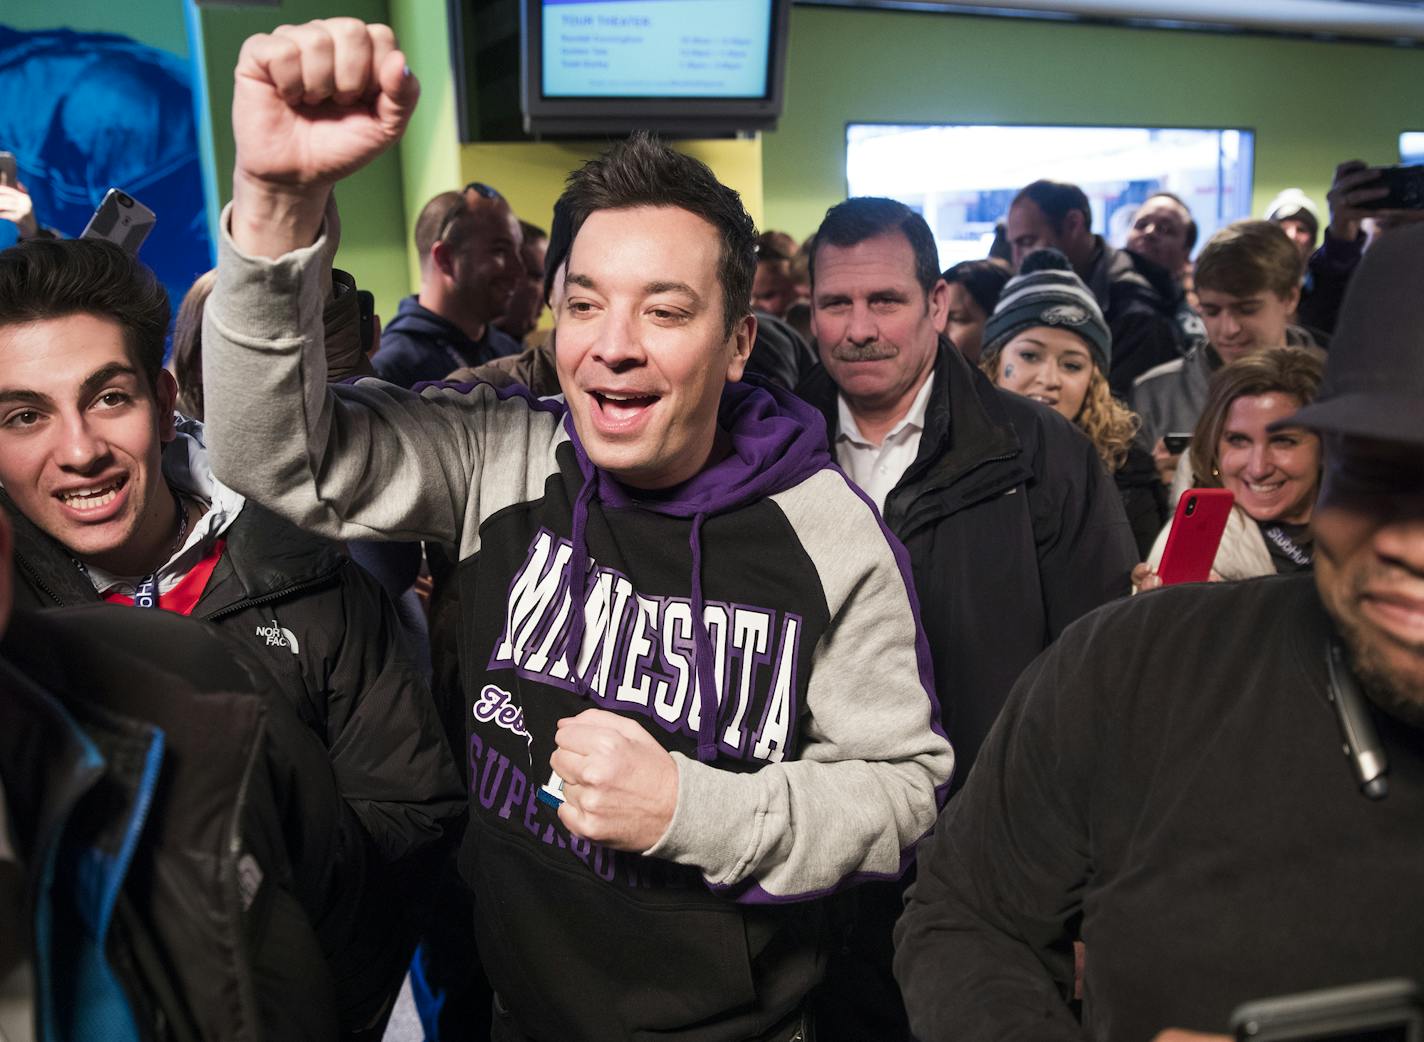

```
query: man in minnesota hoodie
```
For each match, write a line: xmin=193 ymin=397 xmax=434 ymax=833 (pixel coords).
xmin=203 ymin=20 xmax=952 ymax=1041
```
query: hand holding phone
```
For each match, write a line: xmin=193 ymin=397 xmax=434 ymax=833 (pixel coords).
xmin=1156 ymin=488 xmax=1234 ymax=585
xmin=1357 ymin=164 xmax=1424 ymax=212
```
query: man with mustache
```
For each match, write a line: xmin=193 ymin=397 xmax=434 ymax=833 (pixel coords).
xmin=794 ymin=196 xmax=1136 ymax=1040
xmin=896 ymin=223 xmax=1424 ymax=1042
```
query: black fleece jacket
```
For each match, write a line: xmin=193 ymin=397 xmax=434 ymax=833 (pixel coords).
xmin=896 ymin=575 xmax=1424 ymax=1041
xmin=5 ymin=492 xmax=464 ymax=1028
xmin=2 ymin=604 xmax=363 ymax=1040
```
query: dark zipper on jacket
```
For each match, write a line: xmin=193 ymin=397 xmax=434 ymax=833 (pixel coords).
xmin=226 ymin=710 xmax=268 ymax=1037
xmin=197 ymin=576 xmax=333 ymax=623
xmin=890 ymin=449 xmax=1022 ymax=535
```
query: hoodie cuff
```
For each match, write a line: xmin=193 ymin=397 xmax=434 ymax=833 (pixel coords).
xmin=209 ymin=195 xmax=341 ymax=349
xmin=644 ymin=752 xmax=763 ymax=885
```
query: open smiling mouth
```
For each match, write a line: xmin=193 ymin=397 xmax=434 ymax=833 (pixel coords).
xmin=56 ymin=475 xmax=127 ymax=512
xmin=591 ymin=391 xmax=660 ymax=424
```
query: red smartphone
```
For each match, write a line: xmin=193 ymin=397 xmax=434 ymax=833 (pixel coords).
xmin=1157 ymin=488 xmax=1234 ymax=585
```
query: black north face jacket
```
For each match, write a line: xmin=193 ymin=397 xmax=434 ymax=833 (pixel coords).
xmin=1 ymin=604 xmax=363 ymax=1040
xmin=5 ymin=490 xmax=464 ymax=1028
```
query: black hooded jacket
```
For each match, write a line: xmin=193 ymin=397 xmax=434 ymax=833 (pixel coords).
xmin=800 ymin=342 xmax=1138 ymax=786
xmin=1091 ymin=241 xmax=1188 ymax=396
xmin=4 ymin=491 xmax=464 ymax=1027
xmin=1 ymin=604 xmax=365 ymax=1040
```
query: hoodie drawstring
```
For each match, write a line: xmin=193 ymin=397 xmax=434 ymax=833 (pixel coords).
xmin=563 ymin=472 xmax=599 ymax=696
xmin=688 ymin=512 xmax=719 ymax=762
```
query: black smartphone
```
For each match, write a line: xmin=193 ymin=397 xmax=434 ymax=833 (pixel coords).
xmin=0 ymin=151 xmax=16 ymax=187
xmin=357 ymin=290 xmax=375 ymax=353
xmin=1232 ymin=979 xmax=1423 ymax=1041
xmin=1164 ymin=432 xmax=1192 ymax=455
xmin=1359 ymin=165 xmax=1424 ymax=211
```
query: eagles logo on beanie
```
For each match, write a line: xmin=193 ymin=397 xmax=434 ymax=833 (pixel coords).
xmin=981 ymin=249 xmax=1112 ymax=373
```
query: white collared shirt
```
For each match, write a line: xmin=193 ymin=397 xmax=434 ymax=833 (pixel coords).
xmin=834 ymin=376 xmax=935 ymax=514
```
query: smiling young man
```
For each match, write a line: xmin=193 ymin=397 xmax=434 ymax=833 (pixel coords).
xmin=0 ymin=236 xmax=462 ymax=1032
xmin=896 ymin=222 xmax=1424 ymax=1042
xmin=200 ymin=20 xmax=950 ymax=1042
xmin=1131 ymin=220 xmax=1321 ymax=459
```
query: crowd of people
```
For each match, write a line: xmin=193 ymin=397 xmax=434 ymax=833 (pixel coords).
xmin=2 ymin=16 xmax=1423 ymax=1042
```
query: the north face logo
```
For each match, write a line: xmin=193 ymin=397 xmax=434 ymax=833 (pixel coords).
xmin=255 ymin=620 xmax=300 ymax=654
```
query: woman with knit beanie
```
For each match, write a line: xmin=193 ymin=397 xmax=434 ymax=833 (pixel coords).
xmin=979 ymin=249 xmax=1167 ymax=555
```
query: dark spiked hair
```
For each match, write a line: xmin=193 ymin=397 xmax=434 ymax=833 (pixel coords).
xmin=810 ymin=197 xmax=942 ymax=295
xmin=1014 ymin=180 xmax=1093 ymax=236
xmin=0 ymin=238 xmax=169 ymax=389
xmin=558 ymin=132 xmax=756 ymax=339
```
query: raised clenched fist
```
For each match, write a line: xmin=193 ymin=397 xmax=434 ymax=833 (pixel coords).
xmin=229 ymin=18 xmax=419 ymax=257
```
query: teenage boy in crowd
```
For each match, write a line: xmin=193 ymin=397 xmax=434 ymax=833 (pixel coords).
xmin=896 ymin=216 xmax=1424 ymax=1042
xmin=202 ymin=19 xmax=950 ymax=1041
xmin=1131 ymin=219 xmax=1322 ymax=484
xmin=794 ymin=197 xmax=1136 ymax=1040
xmin=1005 ymin=179 xmax=1185 ymax=394
xmin=0 ymin=237 xmax=463 ymax=1033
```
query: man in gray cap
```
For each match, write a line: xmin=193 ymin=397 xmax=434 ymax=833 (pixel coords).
xmin=897 ymin=224 xmax=1424 ymax=1042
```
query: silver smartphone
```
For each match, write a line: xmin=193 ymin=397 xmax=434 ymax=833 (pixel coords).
xmin=0 ymin=151 xmax=16 ymax=187
xmin=81 ymin=188 xmax=156 ymax=254
xmin=1232 ymin=979 xmax=1422 ymax=1041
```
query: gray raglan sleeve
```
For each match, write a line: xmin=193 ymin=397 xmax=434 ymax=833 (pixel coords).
xmin=645 ymin=469 xmax=953 ymax=900
xmin=202 ymin=201 xmax=560 ymax=552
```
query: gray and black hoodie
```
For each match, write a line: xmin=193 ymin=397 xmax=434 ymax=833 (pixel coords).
xmin=201 ymin=204 xmax=953 ymax=1041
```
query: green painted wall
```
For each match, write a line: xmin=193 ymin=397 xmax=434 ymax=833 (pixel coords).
xmin=761 ymin=6 xmax=1424 ymax=240
xmin=192 ymin=0 xmax=413 ymax=320
xmin=3 ymin=0 xmax=189 ymax=58
xmin=389 ymin=0 xmax=464 ymax=294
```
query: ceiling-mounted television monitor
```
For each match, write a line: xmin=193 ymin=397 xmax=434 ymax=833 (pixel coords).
xmin=520 ymin=0 xmax=792 ymax=137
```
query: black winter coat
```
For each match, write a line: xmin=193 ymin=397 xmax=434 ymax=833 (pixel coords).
xmin=1095 ymin=242 xmax=1188 ymax=396
xmin=1 ymin=604 xmax=366 ymax=1040
xmin=5 ymin=493 xmax=464 ymax=1028
xmin=1116 ymin=439 xmax=1170 ymax=558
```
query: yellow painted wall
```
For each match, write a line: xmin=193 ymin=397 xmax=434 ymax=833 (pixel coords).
xmin=457 ymin=139 xmax=764 ymax=237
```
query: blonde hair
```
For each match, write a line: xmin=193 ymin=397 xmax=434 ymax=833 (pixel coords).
xmin=981 ymin=355 xmax=1138 ymax=472
xmin=1076 ymin=369 xmax=1139 ymax=472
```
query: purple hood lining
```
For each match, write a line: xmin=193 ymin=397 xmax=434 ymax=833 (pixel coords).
xmin=561 ymin=380 xmax=833 ymax=762
xmin=414 ymin=374 xmax=833 ymax=763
